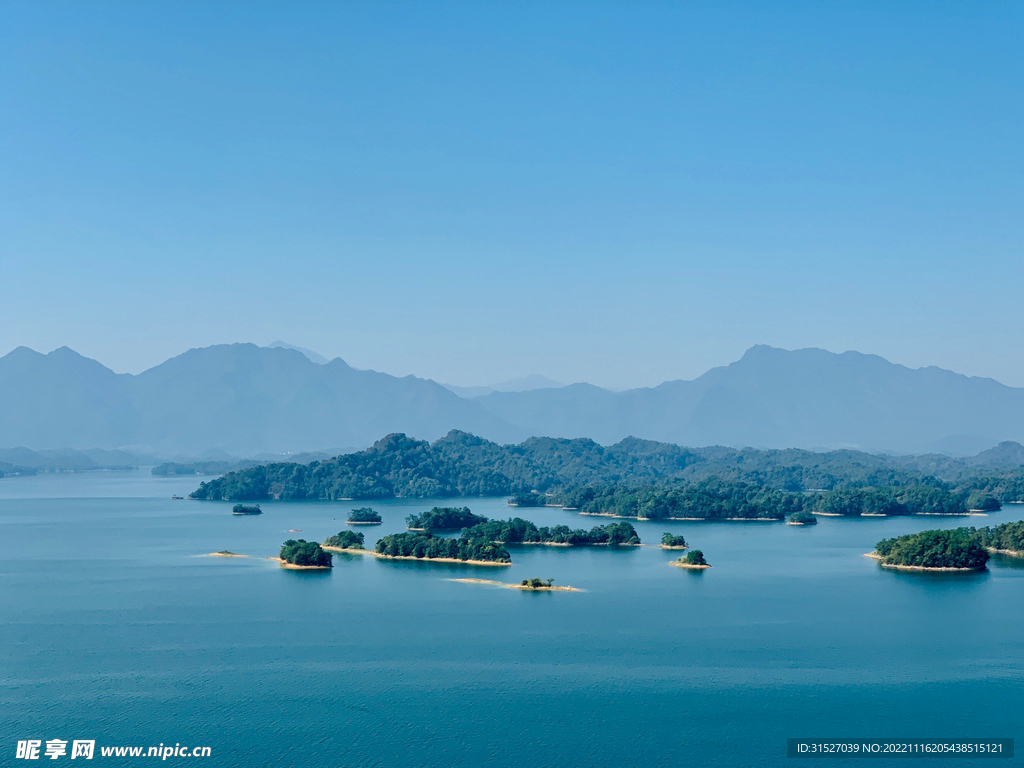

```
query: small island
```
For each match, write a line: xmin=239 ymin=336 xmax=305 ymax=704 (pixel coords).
xmin=868 ymin=528 xmax=988 ymax=571
xmin=452 ymin=577 xmax=581 ymax=592
xmin=347 ymin=507 xmax=382 ymax=525
xmin=208 ymin=550 xmax=247 ymax=558
xmin=670 ymin=549 xmax=710 ymax=570
xmin=275 ymin=539 xmax=333 ymax=569
xmin=232 ymin=504 xmax=262 ymax=515
xmin=507 ymin=492 xmax=547 ymax=507
xmin=375 ymin=532 xmax=511 ymax=565
xmin=322 ymin=530 xmax=366 ymax=551
xmin=787 ymin=511 xmax=818 ymax=526
xmin=973 ymin=521 xmax=1024 ymax=557
xmin=406 ymin=506 xmax=488 ymax=531
xmin=461 ymin=518 xmax=641 ymax=547
xmin=660 ymin=532 xmax=688 ymax=549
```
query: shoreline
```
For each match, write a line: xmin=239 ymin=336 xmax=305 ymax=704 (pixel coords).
xmin=346 ymin=520 xmax=382 ymax=525
xmin=987 ymin=547 xmax=1024 ymax=557
xmin=578 ymin=511 xmax=778 ymax=522
xmin=659 ymin=544 xmax=688 ymax=550
xmin=207 ymin=551 xmax=247 ymax=558
xmin=268 ymin=557 xmax=332 ymax=570
xmin=669 ymin=561 xmax=711 ymax=570
xmin=863 ymin=552 xmax=985 ymax=572
xmin=450 ymin=578 xmax=581 ymax=592
xmin=322 ymin=545 xmax=511 ymax=567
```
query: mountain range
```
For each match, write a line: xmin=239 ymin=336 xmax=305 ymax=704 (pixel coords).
xmin=2 ymin=342 xmax=1023 ymax=456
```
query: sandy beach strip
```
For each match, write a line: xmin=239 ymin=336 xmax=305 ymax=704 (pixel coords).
xmin=450 ymin=578 xmax=581 ymax=592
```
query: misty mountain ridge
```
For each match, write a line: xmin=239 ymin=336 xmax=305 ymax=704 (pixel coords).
xmin=442 ymin=374 xmax=566 ymax=398
xmin=2 ymin=342 xmax=1023 ymax=456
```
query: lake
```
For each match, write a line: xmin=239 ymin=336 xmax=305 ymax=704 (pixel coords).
xmin=1 ymin=471 xmax=1021 ymax=766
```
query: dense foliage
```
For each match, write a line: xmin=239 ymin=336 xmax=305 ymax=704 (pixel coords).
xmin=232 ymin=504 xmax=262 ymax=515
xmin=323 ymin=531 xmax=365 ymax=549
xmin=873 ymin=529 xmax=989 ymax=569
xmin=788 ymin=510 xmax=818 ymax=525
xmin=660 ymin=533 xmax=688 ymax=547
xmin=684 ymin=549 xmax=708 ymax=565
xmin=461 ymin=518 xmax=640 ymax=546
xmin=972 ymin=521 xmax=1024 ymax=553
xmin=813 ymin=486 xmax=965 ymax=516
xmin=965 ymin=491 xmax=1001 ymax=511
xmin=560 ymin=481 xmax=807 ymax=520
xmin=347 ymin=507 xmax=382 ymax=523
xmin=279 ymin=539 xmax=333 ymax=567
xmin=374 ymin=532 xmax=511 ymax=563
xmin=190 ymin=430 xmax=960 ymax=502
xmin=406 ymin=506 xmax=487 ymax=531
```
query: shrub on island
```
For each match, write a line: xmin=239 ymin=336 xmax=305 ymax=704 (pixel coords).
xmin=661 ymin=533 xmax=688 ymax=548
xmin=323 ymin=530 xmax=365 ymax=550
xmin=460 ymin=518 xmax=640 ymax=546
xmin=684 ymin=549 xmax=708 ymax=566
xmin=406 ymin=507 xmax=488 ymax=531
xmin=375 ymin=532 xmax=511 ymax=563
xmin=788 ymin=511 xmax=818 ymax=525
xmin=520 ymin=578 xmax=555 ymax=589
xmin=972 ymin=521 xmax=1024 ymax=554
xmin=347 ymin=507 xmax=382 ymax=523
xmin=873 ymin=528 xmax=988 ymax=570
xmin=279 ymin=539 xmax=333 ymax=567
xmin=232 ymin=504 xmax=262 ymax=515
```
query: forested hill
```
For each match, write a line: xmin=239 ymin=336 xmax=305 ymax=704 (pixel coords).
xmin=190 ymin=430 xmax=956 ymax=502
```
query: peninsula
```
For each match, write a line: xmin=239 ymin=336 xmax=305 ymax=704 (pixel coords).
xmin=973 ymin=521 xmax=1024 ymax=557
xmin=869 ymin=529 xmax=988 ymax=572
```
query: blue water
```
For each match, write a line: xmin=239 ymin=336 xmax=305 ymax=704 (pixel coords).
xmin=1 ymin=471 xmax=1022 ymax=767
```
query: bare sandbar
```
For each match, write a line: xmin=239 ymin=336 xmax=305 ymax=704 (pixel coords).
xmin=669 ymin=561 xmax=711 ymax=570
xmin=450 ymin=578 xmax=581 ymax=592
xmin=208 ymin=551 xmax=247 ymax=558
xmin=269 ymin=557 xmax=332 ymax=570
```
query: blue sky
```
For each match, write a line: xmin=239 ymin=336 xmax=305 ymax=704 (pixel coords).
xmin=1 ymin=2 xmax=1021 ymax=388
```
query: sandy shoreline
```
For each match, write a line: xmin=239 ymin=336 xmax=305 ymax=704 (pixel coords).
xmin=578 ymin=511 xmax=777 ymax=522
xmin=346 ymin=520 xmax=382 ymax=525
xmin=786 ymin=521 xmax=815 ymax=526
xmin=669 ymin=561 xmax=711 ymax=570
xmin=268 ymin=557 xmax=332 ymax=570
xmin=450 ymin=578 xmax=581 ymax=592
xmin=987 ymin=547 xmax=1024 ymax=557
xmin=659 ymin=544 xmax=688 ymax=550
xmin=322 ymin=545 xmax=511 ymax=566
xmin=207 ymin=551 xmax=248 ymax=558
xmin=863 ymin=552 xmax=984 ymax=572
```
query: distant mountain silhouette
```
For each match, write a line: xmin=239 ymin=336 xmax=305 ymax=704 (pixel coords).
xmin=443 ymin=374 xmax=565 ymax=398
xmin=0 ymin=344 xmax=520 ymax=453
xmin=2 ymin=343 xmax=1024 ymax=455
xmin=266 ymin=341 xmax=330 ymax=364
xmin=473 ymin=346 xmax=1024 ymax=454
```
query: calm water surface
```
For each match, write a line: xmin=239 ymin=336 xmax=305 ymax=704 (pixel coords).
xmin=1 ymin=471 xmax=1022 ymax=767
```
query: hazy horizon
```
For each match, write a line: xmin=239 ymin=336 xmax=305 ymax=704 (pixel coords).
xmin=3 ymin=2 xmax=1023 ymax=389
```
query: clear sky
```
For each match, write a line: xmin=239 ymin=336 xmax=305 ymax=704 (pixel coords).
xmin=1 ymin=2 xmax=1021 ymax=389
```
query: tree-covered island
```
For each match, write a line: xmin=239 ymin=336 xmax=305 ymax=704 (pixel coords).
xmin=406 ymin=506 xmax=487 ymax=531
xmin=277 ymin=539 xmax=333 ymax=569
xmin=660 ymin=533 xmax=688 ymax=549
xmin=232 ymin=504 xmax=262 ymax=515
xmin=322 ymin=530 xmax=365 ymax=550
xmin=347 ymin=507 xmax=382 ymax=524
xmin=375 ymin=532 xmax=512 ymax=565
xmin=508 ymin=492 xmax=547 ymax=507
xmin=460 ymin=518 xmax=640 ymax=546
xmin=787 ymin=511 xmax=818 ymax=525
xmin=670 ymin=549 xmax=710 ymax=570
xmin=973 ymin=521 xmax=1024 ymax=556
xmin=870 ymin=529 xmax=989 ymax=571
